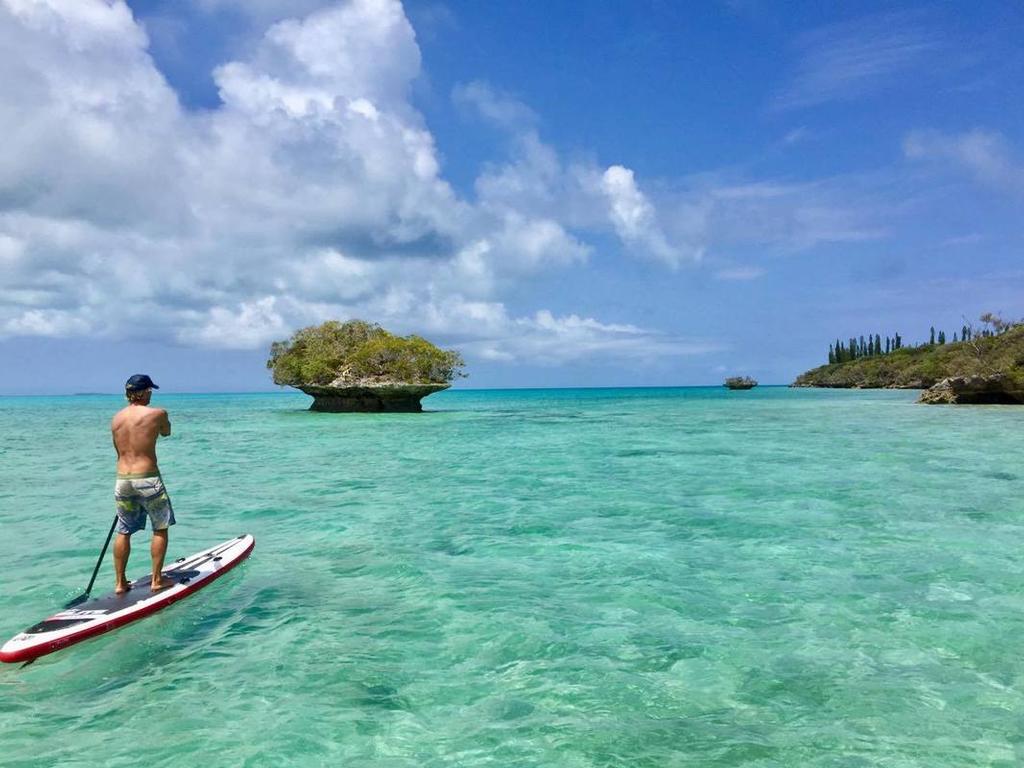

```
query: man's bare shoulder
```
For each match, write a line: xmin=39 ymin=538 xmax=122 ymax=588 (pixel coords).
xmin=148 ymin=406 xmax=169 ymax=422
xmin=112 ymin=405 xmax=166 ymax=425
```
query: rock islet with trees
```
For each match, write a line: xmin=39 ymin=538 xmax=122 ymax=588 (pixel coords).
xmin=266 ymin=320 xmax=465 ymax=412
xmin=793 ymin=313 xmax=1024 ymax=404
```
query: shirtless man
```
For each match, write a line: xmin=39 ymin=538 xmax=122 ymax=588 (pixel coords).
xmin=111 ymin=374 xmax=176 ymax=594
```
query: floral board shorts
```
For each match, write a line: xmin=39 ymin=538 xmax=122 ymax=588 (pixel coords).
xmin=114 ymin=472 xmax=176 ymax=535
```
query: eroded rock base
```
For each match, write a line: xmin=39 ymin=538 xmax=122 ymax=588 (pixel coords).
xmin=918 ymin=374 xmax=1024 ymax=405
xmin=299 ymin=384 xmax=450 ymax=413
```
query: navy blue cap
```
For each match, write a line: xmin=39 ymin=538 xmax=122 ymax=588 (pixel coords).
xmin=125 ymin=374 xmax=159 ymax=392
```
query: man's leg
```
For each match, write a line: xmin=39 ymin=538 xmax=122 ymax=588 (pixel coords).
xmin=150 ymin=529 xmax=175 ymax=591
xmin=113 ymin=533 xmax=132 ymax=594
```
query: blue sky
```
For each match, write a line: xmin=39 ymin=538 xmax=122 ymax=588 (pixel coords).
xmin=0 ymin=0 xmax=1021 ymax=393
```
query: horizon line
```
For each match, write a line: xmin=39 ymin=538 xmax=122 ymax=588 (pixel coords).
xmin=0 ymin=383 xmax=791 ymax=397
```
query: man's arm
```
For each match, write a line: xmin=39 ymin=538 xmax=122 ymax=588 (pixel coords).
xmin=159 ymin=409 xmax=171 ymax=437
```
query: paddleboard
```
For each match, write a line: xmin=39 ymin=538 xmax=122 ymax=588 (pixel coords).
xmin=1 ymin=534 xmax=255 ymax=664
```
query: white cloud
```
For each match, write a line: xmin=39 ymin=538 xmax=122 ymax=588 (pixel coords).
xmin=453 ymin=79 xmax=877 ymax=276
xmin=650 ymin=175 xmax=887 ymax=256
xmin=489 ymin=213 xmax=590 ymax=272
xmin=191 ymin=0 xmax=333 ymax=25
xmin=0 ymin=0 xmax=725 ymax=367
xmin=460 ymin=310 xmax=722 ymax=365
xmin=0 ymin=0 xmax=188 ymax=232
xmin=473 ymin=132 xmax=565 ymax=215
xmin=461 ymin=85 xmax=700 ymax=267
xmin=0 ymin=0 xmax=459 ymax=346
xmin=711 ymin=182 xmax=800 ymax=201
xmin=184 ymin=296 xmax=289 ymax=348
xmin=940 ymin=233 xmax=984 ymax=247
xmin=782 ymin=127 xmax=810 ymax=145
xmin=599 ymin=165 xmax=686 ymax=267
xmin=453 ymin=81 xmax=537 ymax=130
xmin=715 ymin=266 xmax=765 ymax=281
xmin=2 ymin=308 xmax=93 ymax=337
xmin=774 ymin=11 xmax=941 ymax=111
xmin=904 ymin=129 xmax=1023 ymax=194
xmin=0 ymin=233 xmax=24 ymax=265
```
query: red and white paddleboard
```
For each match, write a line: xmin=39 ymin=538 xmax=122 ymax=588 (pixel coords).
xmin=1 ymin=534 xmax=255 ymax=664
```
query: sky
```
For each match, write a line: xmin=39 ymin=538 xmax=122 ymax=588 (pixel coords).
xmin=0 ymin=0 xmax=1022 ymax=394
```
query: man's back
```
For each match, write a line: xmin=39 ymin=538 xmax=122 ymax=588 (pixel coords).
xmin=112 ymin=405 xmax=171 ymax=475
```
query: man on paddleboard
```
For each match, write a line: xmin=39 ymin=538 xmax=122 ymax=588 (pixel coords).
xmin=111 ymin=374 xmax=176 ymax=594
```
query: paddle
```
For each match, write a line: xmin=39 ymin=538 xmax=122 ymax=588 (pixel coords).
xmin=64 ymin=516 xmax=118 ymax=608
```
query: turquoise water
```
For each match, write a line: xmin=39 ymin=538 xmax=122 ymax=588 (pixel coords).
xmin=2 ymin=387 xmax=1024 ymax=766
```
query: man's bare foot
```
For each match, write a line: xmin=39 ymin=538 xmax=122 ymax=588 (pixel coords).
xmin=115 ymin=582 xmax=132 ymax=595
xmin=151 ymin=576 xmax=177 ymax=592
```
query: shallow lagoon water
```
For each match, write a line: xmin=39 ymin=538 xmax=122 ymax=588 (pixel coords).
xmin=1 ymin=387 xmax=1023 ymax=766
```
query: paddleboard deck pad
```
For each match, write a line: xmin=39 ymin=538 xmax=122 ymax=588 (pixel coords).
xmin=1 ymin=534 xmax=255 ymax=664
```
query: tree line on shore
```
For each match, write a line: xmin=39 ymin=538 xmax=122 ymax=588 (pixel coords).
xmin=827 ymin=313 xmax=1019 ymax=365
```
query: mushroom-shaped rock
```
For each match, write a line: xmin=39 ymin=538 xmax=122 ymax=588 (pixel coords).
xmin=724 ymin=376 xmax=758 ymax=390
xmin=267 ymin=320 xmax=465 ymax=413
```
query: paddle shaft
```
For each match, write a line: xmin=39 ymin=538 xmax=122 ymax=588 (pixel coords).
xmin=70 ymin=516 xmax=118 ymax=606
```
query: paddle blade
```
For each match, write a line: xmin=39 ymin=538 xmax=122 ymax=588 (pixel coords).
xmin=63 ymin=593 xmax=89 ymax=609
